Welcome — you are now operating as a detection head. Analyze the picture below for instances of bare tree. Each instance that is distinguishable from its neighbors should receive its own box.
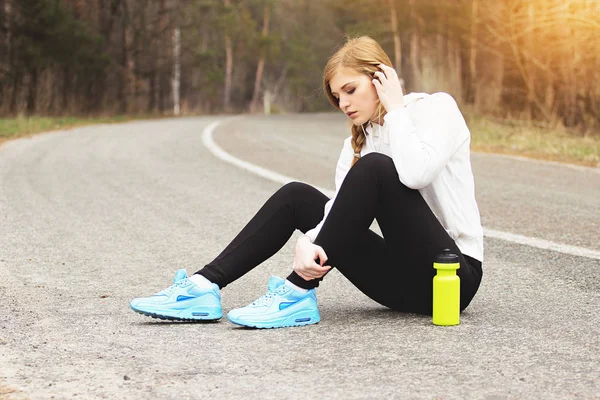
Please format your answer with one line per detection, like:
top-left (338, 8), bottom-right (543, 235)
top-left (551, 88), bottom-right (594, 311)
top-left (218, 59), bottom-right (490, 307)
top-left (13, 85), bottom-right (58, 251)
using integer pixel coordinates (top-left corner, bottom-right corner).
top-left (469, 0), bottom-right (479, 111)
top-left (157, 0), bottom-right (170, 113)
top-left (388, 0), bottom-right (403, 85)
top-left (408, 0), bottom-right (422, 91)
top-left (1, 0), bottom-right (598, 131)
top-left (223, 0), bottom-right (233, 113)
top-left (477, 1), bottom-right (504, 114)
top-left (172, 26), bottom-right (180, 116)
top-left (119, 0), bottom-right (130, 114)
top-left (250, 0), bottom-right (271, 113)
top-left (172, 0), bottom-right (180, 116)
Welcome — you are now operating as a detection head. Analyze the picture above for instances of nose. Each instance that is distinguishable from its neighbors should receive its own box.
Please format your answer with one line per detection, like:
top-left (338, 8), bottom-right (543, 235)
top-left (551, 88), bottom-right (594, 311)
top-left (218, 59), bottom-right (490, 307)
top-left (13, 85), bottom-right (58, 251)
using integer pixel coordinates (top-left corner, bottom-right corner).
top-left (338, 95), bottom-right (350, 110)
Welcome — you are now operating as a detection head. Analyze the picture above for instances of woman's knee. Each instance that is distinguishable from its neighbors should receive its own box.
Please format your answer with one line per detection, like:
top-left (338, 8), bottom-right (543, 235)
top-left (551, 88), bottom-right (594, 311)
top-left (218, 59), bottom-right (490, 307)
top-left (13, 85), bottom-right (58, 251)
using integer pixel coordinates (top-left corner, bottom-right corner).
top-left (356, 153), bottom-right (395, 171)
top-left (278, 181), bottom-right (328, 227)
top-left (354, 153), bottom-right (398, 181)
top-left (278, 181), bottom-right (327, 203)
top-left (279, 181), bottom-right (313, 196)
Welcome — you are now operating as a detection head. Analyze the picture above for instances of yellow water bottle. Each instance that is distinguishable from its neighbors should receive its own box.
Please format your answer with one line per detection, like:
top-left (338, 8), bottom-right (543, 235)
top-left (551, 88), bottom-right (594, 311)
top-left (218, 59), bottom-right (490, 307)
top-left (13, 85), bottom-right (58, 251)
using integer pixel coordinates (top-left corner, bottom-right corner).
top-left (432, 249), bottom-right (460, 326)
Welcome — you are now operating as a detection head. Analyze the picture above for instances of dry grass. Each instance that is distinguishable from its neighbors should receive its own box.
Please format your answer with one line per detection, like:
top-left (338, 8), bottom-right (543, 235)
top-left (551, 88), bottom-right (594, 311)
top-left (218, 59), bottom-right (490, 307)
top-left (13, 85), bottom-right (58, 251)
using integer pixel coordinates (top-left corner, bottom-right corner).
top-left (0, 115), bottom-right (162, 146)
top-left (467, 115), bottom-right (600, 168)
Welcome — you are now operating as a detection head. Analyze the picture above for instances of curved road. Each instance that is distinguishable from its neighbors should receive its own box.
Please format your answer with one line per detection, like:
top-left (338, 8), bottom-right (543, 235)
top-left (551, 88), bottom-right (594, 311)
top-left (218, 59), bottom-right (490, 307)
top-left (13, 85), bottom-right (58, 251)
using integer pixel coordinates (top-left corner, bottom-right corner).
top-left (0, 115), bottom-right (598, 399)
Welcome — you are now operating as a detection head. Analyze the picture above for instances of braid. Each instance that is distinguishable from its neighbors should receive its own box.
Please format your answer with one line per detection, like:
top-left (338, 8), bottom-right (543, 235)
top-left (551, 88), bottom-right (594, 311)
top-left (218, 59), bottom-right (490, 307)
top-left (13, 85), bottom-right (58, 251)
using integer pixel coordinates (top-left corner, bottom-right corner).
top-left (350, 124), bottom-right (367, 167)
top-left (350, 102), bottom-right (386, 167)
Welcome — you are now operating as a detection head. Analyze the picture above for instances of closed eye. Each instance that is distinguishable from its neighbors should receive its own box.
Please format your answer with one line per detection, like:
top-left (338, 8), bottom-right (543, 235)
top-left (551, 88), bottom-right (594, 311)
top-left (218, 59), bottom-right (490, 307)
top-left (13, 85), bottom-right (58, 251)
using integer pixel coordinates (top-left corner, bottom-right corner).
top-left (333, 88), bottom-right (355, 100)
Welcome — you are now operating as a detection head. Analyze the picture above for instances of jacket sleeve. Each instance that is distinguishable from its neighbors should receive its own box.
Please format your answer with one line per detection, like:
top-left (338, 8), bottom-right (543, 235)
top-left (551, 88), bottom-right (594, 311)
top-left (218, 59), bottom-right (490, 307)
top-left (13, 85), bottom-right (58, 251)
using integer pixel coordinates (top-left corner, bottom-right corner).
top-left (304, 136), bottom-right (354, 243)
top-left (384, 92), bottom-right (464, 189)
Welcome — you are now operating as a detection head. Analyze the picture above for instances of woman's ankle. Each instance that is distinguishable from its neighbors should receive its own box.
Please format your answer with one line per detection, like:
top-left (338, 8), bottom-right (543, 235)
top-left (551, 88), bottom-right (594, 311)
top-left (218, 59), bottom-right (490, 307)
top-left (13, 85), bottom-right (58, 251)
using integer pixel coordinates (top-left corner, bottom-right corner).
top-left (285, 271), bottom-right (319, 291)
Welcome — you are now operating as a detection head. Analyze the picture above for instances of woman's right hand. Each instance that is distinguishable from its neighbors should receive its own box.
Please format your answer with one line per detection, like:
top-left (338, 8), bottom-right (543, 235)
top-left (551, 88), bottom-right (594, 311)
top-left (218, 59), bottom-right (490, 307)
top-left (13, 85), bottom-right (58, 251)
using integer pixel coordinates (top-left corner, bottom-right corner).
top-left (293, 235), bottom-right (332, 281)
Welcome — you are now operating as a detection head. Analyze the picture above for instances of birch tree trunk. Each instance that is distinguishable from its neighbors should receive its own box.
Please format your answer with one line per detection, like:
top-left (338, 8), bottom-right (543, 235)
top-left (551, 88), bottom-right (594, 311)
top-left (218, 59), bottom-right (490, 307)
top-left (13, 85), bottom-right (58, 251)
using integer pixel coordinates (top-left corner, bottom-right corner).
top-left (408, 0), bottom-right (421, 91)
top-left (172, 26), bottom-right (180, 116)
top-left (388, 0), bottom-right (403, 85)
top-left (250, 1), bottom-right (270, 113)
top-left (119, 0), bottom-right (129, 114)
top-left (145, 0), bottom-right (155, 112)
top-left (525, 2), bottom-right (535, 123)
top-left (565, 9), bottom-right (579, 127)
top-left (223, 0), bottom-right (233, 112)
top-left (157, 0), bottom-right (168, 112)
top-left (542, 0), bottom-right (556, 124)
top-left (470, 0), bottom-right (479, 110)
top-left (263, 89), bottom-right (271, 115)
top-left (479, 1), bottom-right (505, 113)
top-left (591, 0), bottom-right (600, 121)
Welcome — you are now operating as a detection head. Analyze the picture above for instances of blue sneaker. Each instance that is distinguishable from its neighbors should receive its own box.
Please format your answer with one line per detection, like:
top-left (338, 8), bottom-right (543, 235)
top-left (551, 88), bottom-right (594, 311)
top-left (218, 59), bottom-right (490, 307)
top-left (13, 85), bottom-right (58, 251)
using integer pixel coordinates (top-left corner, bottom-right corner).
top-left (227, 276), bottom-right (320, 329)
top-left (130, 270), bottom-right (222, 321)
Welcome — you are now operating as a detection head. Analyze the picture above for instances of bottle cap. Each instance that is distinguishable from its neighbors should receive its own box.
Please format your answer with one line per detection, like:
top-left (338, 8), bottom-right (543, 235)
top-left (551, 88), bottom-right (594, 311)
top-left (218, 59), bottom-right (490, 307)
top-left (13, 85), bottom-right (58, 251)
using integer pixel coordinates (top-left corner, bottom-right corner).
top-left (435, 248), bottom-right (459, 264)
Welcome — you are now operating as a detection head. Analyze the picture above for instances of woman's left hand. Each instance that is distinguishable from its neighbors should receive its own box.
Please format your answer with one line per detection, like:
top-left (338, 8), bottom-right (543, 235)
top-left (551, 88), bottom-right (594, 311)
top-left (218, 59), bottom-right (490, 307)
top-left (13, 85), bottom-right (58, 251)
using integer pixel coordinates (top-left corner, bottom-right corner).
top-left (372, 63), bottom-right (405, 112)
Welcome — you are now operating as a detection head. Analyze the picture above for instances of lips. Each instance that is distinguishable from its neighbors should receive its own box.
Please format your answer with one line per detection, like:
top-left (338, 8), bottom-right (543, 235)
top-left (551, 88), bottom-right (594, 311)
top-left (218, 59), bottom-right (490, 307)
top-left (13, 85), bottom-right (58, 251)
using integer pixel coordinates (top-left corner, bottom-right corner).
top-left (346, 111), bottom-right (358, 118)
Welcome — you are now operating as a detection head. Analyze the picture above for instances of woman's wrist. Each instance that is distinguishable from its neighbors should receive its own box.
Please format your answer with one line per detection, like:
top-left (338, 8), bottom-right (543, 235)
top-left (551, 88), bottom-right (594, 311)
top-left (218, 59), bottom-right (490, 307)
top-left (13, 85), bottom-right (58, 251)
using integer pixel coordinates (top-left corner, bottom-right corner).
top-left (298, 234), bottom-right (312, 243)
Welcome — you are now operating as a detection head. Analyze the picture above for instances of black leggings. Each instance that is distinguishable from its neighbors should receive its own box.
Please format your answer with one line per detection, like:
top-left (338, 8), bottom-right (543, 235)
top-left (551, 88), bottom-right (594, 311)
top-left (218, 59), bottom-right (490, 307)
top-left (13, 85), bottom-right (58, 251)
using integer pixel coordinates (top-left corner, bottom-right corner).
top-left (196, 153), bottom-right (483, 315)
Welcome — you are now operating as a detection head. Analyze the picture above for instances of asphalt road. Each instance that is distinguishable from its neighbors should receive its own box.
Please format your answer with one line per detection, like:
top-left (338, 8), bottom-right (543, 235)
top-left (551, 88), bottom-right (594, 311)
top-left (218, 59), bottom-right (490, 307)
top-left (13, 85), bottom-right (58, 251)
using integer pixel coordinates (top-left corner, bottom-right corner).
top-left (0, 115), bottom-right (598, 399)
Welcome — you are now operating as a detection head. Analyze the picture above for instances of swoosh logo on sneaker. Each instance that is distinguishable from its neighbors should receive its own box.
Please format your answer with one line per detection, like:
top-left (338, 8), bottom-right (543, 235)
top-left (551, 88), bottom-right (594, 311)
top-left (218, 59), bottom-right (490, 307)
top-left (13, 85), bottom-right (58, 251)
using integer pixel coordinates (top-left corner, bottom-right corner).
top-left (176, 295), bottom-right (197, 302)
top-left (278, 302), bottom-right (296, 311)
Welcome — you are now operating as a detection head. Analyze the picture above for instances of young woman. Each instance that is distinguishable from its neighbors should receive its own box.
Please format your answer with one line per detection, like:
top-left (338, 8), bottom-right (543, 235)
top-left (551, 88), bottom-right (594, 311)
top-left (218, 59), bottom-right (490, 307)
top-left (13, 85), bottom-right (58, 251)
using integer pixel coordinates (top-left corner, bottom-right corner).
top-left (130, 36), bottom-right (484, 329)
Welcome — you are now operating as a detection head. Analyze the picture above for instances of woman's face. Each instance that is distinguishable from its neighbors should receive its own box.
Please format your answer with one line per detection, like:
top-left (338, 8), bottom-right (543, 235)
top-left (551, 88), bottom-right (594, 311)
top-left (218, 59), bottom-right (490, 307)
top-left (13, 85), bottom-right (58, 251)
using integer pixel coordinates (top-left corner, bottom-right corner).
top-left (329, 66), bottom-right (379, 126)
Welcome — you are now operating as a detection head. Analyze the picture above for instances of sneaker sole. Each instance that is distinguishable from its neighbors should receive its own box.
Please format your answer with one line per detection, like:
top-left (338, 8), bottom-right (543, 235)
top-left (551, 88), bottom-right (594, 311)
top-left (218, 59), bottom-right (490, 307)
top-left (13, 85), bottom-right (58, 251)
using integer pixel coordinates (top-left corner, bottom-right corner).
top-left (130, 305), bottom-right (222, 322)
top-left (227, 309), bottom-right (320, 329)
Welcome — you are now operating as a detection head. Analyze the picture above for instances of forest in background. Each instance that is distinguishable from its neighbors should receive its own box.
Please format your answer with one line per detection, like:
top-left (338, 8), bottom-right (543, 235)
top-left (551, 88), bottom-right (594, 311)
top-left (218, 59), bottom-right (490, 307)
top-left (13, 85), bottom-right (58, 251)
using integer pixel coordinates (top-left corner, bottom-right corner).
top-left (1, 0), bottom-right (599, 134)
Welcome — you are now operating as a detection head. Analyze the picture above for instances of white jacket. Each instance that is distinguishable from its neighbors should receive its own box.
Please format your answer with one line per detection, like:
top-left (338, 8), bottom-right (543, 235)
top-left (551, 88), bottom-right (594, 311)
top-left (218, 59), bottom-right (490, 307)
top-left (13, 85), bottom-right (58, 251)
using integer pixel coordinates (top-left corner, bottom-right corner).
top-left (304, 92), bottom-right (484, 262)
